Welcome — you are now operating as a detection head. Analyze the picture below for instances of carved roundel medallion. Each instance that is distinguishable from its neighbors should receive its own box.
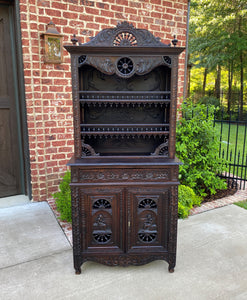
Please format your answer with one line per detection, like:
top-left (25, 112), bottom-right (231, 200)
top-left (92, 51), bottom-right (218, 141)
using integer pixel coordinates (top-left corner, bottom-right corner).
top-left (163, 56), bottom-right (171, 66)
top-left (113, 32), bottom-right (138, 47)
top-left (78, 55), bottom-right (87, 65)
top-left (117, 57), bottom-right (134, 76)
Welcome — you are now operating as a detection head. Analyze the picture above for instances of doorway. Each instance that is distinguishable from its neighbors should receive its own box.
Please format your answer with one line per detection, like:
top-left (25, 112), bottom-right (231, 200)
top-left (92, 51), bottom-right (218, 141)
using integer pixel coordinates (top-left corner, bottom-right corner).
top-left (0, 3), bottom-right (30, 198)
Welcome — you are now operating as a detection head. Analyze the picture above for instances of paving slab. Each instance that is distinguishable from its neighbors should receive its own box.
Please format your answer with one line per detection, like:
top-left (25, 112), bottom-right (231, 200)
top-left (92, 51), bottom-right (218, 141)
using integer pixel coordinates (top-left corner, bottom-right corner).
top-left (1, 204), bottom-right (247, 299)
top-left (0, 195), bottom-right (30, 208)
top-left (0, 202), bottom-right (71, 269)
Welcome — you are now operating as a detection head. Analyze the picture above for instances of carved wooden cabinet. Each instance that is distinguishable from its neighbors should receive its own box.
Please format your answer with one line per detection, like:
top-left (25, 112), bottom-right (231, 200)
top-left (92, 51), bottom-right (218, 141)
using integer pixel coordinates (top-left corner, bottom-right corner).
top-left (65, 22), bottom-right (184, 274)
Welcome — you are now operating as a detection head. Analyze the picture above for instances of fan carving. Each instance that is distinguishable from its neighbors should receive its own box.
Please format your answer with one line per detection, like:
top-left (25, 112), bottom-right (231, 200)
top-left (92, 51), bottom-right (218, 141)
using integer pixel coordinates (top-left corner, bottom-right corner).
top-left (93, 199), bottom-right (112, 209)
top-left (113, 32), bottom-right (138, 47)
top-left (138, 198), bottom-right (157, 209)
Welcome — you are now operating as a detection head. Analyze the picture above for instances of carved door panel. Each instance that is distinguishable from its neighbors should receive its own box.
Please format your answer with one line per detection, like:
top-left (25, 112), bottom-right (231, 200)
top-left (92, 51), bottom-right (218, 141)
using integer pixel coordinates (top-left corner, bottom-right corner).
top-left (80, 187), bottom-right (124, 253)
top-left (0, 5), bottom-right (23, 198)
top-left (127, 187), bottom-right (170, 253)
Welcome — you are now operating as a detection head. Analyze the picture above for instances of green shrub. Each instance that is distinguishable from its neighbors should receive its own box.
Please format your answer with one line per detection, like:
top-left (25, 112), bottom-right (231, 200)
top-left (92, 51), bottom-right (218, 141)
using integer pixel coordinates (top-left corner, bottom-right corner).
top-left (52, 170), bottom-right (72, 223)
top-left (178, 185), bottom-right (201, 218)
top-left (197, 96), bottom-right (220, 108)
top-left (176, 102), bottom-right (227, 197)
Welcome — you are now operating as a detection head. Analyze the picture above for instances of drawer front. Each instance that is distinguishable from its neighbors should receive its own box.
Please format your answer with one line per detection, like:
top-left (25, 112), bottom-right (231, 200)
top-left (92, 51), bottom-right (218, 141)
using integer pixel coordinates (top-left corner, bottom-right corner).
top-left (71, 166), bottom-right (178, 184)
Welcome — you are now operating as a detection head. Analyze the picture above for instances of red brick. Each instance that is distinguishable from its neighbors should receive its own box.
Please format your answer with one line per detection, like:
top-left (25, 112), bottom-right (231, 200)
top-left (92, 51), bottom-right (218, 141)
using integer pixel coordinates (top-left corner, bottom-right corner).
top-left (96, 2), bottom-right (109, 9)
top-left (138, 10), bottom-right (150, 16)
top-left (111, 5), bottom-right (124, 12)
top-left (59, 159), bottom-right (69, 166)
top-left (38, 0), bottom-right (50, 7)
top-left (54, 79), bottom-right (69, 85)
top-left (174, 3), bottom-right (183, 9)
top-left (52, 18), bottom-right (68, 26)
top-left (59, 146), bottom-right (73, 152)
top-left (124, 7), bottom-right (137, 15)
top-left (69, 4), bottom-right (84, 12)
top-left (48, 71), bottom-right (64, 78)
top-left (151, 0), bottom-right (162, 4)
top-left (166, 8), bottom-right (176, 14)
top-left (137, 23), bottom-right (149, 30)
top-left (52, 2), bottom-right (67, 10)
top-left (101, 10), bottom-right (114, 18)
top-left (29, 14), bottom-right (38, 21)
top-left (129, 1), bottom-right (141, 8)
top-left (81, 0), bottom-right (95, 6)
top-left (85, 7), bottom-right (99, 15)
top-left (117, 0), bottom-right (128, 5)
top-left (47, 161), bottom-right (58, 167)
top-left (52, 154), bottom-right (66, 159)
top-left (115, 13), bottom-right (126, 19)
top-left (162, 1), bottom-right (173, 7)
top-left (151, 11), bottom-right (162, 18)
top-left (95, 17), bottom-right (109, 24)
top-left (63, 11), bottom-right (78, 19)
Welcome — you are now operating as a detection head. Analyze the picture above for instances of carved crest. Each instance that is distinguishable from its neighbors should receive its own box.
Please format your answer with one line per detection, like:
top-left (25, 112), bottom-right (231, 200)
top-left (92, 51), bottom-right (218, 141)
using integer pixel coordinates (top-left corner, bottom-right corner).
top-left (81, 21), bottom-right (169, 47)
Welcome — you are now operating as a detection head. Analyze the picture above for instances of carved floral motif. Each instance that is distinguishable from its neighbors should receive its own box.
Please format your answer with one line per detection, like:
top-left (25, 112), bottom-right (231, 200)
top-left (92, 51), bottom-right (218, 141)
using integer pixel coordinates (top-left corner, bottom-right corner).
top-left (81, 254), bottom-right (168, 267)
top-left (75, 169), bottom-right (170, 182)
top-left (85, 55), bottom-right (165, 78)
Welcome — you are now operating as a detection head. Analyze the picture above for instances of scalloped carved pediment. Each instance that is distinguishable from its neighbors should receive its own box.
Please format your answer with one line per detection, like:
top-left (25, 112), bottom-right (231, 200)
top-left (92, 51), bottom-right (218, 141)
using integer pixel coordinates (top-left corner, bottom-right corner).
top-left (81, 21), bottom-right (169, 48)
top-left (83, 56), bottom-right (168, 78)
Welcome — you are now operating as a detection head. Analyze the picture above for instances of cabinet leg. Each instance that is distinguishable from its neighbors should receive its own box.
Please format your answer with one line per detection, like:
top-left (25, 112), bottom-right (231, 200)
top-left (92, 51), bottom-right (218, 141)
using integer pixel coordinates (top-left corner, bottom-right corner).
top-left (168, 265), bottom-right (175, 273)
top-left (75, 267), bottom-right (81, 275)
top-left (74, 254), bottom-right (82, 275)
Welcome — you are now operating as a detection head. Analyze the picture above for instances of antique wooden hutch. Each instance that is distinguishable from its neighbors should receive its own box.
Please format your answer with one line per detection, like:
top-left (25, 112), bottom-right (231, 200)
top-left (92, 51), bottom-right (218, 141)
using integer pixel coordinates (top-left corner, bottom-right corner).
top-left (65, 22), bottom-right (184, 274)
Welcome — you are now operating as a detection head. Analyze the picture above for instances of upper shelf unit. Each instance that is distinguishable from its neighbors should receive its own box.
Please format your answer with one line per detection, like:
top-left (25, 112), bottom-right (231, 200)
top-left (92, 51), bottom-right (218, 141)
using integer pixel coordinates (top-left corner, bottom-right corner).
top-left (64, 21), bottom-right (184, 159)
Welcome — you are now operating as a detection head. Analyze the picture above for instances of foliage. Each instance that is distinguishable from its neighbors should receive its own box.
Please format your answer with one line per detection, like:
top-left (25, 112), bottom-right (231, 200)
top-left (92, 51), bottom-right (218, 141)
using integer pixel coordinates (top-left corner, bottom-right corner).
top-left (196, 95), bottom-right (220, 108)
top-left (176, 102), bottom-right (227, 197)
top-left (189, 0), bottom-right (247, 109)
top-left (52, 170), bottom-right (72, 223)
top-left (189, 0), bottom-right (247, 71)
top-left (178, 185), bottom-right (202, 218)
top-left (234, 200), bottom-right (247, 210)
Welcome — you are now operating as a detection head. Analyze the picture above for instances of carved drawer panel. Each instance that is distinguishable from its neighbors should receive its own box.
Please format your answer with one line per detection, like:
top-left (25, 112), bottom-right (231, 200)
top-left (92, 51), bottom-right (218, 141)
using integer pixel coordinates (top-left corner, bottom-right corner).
top-left (71, 167), bottom-right (176, 183)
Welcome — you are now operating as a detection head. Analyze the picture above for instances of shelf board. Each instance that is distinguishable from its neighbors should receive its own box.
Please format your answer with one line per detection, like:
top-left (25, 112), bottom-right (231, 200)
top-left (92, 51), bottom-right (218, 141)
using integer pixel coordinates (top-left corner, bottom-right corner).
top-left (81, 131), bottom-right (169, 136)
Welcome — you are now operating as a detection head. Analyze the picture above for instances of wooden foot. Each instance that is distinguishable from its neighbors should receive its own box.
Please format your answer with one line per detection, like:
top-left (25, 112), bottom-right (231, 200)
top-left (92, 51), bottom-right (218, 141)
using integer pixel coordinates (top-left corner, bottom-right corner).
top-left (168, 266), bottom-right (174, 273)
top-left (75, 267), bottom-right (81, 275)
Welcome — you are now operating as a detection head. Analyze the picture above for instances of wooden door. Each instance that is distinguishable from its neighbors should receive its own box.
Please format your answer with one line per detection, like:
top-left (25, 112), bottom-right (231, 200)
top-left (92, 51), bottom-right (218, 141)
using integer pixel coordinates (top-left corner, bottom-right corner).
top-left (127, 186), bottom-right (170, 253)
top-left (79, 187), bottom-right (125, 254)
top-left (0, 5), bottom-right (23, 197)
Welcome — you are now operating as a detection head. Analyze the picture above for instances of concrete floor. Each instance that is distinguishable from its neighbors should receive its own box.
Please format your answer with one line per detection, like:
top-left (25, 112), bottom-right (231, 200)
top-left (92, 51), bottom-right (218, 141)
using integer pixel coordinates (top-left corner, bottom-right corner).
top-left (0, 202), bottom-right (247, 300)
top-left (0, 194), bottom-right (30, 208)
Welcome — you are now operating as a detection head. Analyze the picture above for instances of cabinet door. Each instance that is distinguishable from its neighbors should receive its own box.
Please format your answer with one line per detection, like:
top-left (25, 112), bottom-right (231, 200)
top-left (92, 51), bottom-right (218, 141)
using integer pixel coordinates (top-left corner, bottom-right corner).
top-left (79, 187), bottom-right (124, 254)
top-left (127, 187), bottom-right (170, 253)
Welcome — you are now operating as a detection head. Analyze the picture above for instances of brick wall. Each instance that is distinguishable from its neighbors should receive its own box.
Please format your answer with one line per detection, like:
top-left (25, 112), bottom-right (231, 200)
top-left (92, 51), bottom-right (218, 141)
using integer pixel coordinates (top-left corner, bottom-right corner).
top-left (19, 0), bottom-right (188, 201)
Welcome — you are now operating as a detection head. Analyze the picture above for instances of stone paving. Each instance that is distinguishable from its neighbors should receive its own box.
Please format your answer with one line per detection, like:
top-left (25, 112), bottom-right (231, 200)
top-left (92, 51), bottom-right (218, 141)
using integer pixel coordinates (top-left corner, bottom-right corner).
top-left (47, 187), bottom-right (247, 245)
